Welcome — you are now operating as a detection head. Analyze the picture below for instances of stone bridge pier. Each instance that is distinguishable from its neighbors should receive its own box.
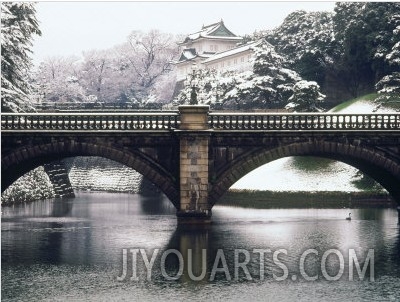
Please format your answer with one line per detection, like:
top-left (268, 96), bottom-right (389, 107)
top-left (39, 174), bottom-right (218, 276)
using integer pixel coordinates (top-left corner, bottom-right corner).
top-left (177, 106), bottom-right (212, 224)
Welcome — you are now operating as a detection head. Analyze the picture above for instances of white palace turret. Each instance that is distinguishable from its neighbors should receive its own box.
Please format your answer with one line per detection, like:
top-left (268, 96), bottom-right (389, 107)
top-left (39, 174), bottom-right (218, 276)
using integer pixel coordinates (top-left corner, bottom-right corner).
top-left (175, 20), bottom-right (259, 80)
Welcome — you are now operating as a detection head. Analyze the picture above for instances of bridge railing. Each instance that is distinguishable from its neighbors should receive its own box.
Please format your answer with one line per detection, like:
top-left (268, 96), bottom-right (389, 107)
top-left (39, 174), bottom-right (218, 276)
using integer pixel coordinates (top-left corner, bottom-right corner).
top-left (3, 112), bottom-right (400, 131)
top-left (208, 113), bottom-right (400, 130)
top-left (1, 112), bottom-right (180, 131)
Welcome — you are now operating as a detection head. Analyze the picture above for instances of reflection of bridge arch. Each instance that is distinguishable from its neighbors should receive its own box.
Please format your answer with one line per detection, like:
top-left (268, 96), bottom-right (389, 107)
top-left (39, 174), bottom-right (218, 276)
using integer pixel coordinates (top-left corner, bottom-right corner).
top-left (1, 137), bottom-right (180, 208)
top-left (210, 140), bottom-right (400, 205)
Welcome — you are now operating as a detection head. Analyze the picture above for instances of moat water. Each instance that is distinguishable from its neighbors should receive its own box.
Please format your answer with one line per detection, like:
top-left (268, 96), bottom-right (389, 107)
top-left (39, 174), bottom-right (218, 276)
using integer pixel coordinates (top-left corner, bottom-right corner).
top-left (2, 192), bottom-right (400, 301)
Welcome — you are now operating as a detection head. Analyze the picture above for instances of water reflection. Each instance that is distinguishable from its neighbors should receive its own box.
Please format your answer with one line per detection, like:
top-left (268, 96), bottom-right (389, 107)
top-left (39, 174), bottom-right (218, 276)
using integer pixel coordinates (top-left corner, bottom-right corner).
top-left (2, 193), bottom-right (400, 301)
top-left (164, 225), bottom-right (211, 283)
top-left (52, 198), bottom-right (74, 216)
top-left (139, 193), bottom-right (175, 215)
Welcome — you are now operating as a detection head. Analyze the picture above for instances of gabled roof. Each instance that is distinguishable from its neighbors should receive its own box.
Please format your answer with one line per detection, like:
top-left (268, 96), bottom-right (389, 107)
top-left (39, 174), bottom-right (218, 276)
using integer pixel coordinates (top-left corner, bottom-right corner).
top-left (178, 48), bottom-right (197, 62)
top-left (203, 20), bottom-right (237, 37)
top-left (179, 20), bottom-right (243, 45)
top-left (175, 49), bottom-right (214, 65)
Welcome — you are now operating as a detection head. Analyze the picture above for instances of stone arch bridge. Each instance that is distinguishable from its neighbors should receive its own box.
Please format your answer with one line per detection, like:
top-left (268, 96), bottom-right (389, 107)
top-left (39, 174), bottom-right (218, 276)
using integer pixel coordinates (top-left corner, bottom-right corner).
top-left (2, 106), bottom-right (400, 223)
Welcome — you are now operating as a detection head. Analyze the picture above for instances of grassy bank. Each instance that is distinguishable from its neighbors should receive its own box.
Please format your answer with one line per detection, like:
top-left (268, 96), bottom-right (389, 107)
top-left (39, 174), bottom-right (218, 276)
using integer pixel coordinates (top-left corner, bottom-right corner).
top-left (330, 93), bottom-right (378, 112)
top-left (218, 190), bottom-right (395, 209)
top-left (329, 92), bottom-right (399, 112)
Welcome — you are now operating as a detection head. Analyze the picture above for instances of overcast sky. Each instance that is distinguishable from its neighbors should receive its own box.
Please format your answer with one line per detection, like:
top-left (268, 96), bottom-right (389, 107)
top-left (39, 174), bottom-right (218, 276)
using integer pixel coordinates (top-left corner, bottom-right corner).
top-left (32, 1), bottom-right (336, 64)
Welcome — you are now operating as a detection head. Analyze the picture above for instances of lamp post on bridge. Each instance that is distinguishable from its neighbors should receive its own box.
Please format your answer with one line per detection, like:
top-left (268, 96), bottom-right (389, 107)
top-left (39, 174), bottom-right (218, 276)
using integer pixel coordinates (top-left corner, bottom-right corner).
top-left (179, 62), bottom-right (209, 128)
top-left (211, 82), bottom-right (223, 110)
top-left (184, 63), bottom-right (204, 105)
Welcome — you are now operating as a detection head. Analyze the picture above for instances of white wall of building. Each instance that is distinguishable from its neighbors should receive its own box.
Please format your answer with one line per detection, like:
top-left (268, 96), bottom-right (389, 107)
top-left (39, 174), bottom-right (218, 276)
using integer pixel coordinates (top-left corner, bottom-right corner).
top-left (176, 49), bottom-right (255, 81)
top-left (203, 50), bottom-right (254, 73)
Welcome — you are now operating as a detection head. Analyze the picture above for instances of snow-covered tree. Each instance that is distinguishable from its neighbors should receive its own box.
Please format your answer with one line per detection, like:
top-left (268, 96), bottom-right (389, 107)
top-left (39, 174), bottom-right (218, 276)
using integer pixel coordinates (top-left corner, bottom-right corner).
top-left (286, 80), bottom-right (326, 112)
top-left (333, 2), bottom-right (400, 97)
top-left (333, 3), bottom-right (374, 97)
top-left (34, 56), bottom-right (87, 103)
top-left (33, 30), bottom-right (180, 105)
top-left (151, 68), bottom-right (178, 103)
top-left (374, 12), bottom-right (400, 109)
top-left (176, 68), bottom-right (218, 105)
top-left (266, 10), bottom-right (336, 86)
top-left (1, 2), bottom-right (41, 112)
top-left (375, 72), bottom-right (400, 106)
top-left (364, 2), bottom-right (400, 79)
top-left (116, 30), bottom-right (179, 101)
top-left (80, 48), bottom-right (140, 103)
top-left (225, 40), bottom-right (300, 109)
top-left (386, 41), bottom-right (400, 68)
top-left (177, 41), bottom-right (304, 110)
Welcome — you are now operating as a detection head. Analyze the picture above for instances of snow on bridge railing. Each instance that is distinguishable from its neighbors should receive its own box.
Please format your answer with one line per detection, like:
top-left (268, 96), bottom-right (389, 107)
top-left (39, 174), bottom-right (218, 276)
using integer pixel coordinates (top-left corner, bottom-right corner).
top-left (208, 112), bottom-right (400, 130)
top-left (1, 112), bottom-right (180, 131)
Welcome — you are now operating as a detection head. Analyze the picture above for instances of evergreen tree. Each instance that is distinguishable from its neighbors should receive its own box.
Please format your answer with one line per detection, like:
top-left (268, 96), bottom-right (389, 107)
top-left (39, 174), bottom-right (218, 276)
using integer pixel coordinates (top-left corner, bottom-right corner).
top-left (266, 10), bottom-right (336, 87)
top-left (286, 80), bottom-right (326, 112)
top-left (235, 40), bottom-right (301, 109)
top-left (333, 2), bottom-right (400, 97)
top-left (374, 11), bottom-right (400, 109)
top-left (1, 2), bottom-right (41, 112)
top-left (375, 72), bottom-right (400, 107)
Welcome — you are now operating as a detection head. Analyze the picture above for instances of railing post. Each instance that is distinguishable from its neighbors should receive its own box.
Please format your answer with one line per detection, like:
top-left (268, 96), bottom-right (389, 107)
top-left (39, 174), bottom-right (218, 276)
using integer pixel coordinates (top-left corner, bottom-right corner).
top-left (176, 105), bottom-right (212, 224)
top-left (178, 105), bottom-right (209, 130)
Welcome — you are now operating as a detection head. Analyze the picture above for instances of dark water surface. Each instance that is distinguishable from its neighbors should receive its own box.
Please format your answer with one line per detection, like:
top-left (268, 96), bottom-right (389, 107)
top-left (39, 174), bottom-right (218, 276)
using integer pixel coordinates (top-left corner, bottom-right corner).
top-left (2, 192), bottom-right (400, 301)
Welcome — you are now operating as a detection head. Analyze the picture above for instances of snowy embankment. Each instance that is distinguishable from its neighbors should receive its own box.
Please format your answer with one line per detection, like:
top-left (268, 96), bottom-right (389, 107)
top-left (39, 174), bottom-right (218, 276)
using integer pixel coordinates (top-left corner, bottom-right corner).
top-left (1, 166), bottom-right (55, 205)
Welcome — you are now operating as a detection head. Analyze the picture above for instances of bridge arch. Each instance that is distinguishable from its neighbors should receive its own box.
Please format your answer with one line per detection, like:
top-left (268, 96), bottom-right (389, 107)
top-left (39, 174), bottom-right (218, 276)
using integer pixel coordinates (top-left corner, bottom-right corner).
top-left (210, 141), bottom-right (400, 205)
top-left (1, 140), bottom-right (180, 208)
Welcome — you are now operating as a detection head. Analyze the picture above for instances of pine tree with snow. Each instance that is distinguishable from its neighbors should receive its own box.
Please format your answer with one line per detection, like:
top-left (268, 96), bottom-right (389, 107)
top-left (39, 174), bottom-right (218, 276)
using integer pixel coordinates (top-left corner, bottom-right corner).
top-left (375, 12), bottom-right (400, 110)
top-left (224, 40), bottom-right (301, 109)
top-left (1, 2), bottom-right (41, 112)
top-left (286, 80), bottom-right (326, 112)
top-left (333, 2), bottom-right (400, 97)
top-left (375, 72), bottom-right (400, 107)
top-left (266, 10), bottom-right (337, 86)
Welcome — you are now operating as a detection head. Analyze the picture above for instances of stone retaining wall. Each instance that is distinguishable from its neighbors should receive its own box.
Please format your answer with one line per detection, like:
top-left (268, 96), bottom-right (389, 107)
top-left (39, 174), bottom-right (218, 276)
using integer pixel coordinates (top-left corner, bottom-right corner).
top-left (63, 156), bottom-right (159, 195)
